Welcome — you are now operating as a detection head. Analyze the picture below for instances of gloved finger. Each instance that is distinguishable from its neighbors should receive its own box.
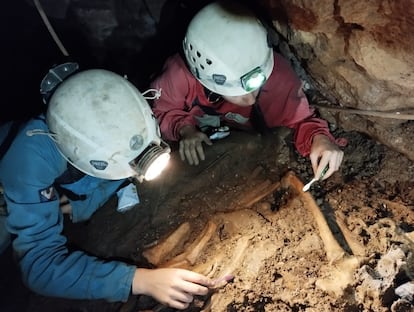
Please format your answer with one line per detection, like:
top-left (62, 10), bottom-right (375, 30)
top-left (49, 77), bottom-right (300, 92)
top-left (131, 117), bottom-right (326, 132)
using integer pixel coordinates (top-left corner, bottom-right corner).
top-left (202, 135), bottom-right (213, 146)
top-left (336, 151), bottom-right (344, 171)
top-left (179, 141), bottom-right (186, 162)
top-left (195, 142), bottom-right (206, 161)
top-left (316, 156), bottom-right (330, 180)
top-left (321, 165), bottom-right (334, 180)
top-left (189, 144), bottom-right (200, 165)
top-left (309, 153), bottom-right (320, 175)
top-left (184, 146), bottom-right (195, 165)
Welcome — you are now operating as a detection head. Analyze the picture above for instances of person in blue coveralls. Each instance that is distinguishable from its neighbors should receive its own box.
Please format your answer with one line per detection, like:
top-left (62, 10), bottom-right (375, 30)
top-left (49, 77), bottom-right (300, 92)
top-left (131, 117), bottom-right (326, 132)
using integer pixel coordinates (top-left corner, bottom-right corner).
top-left (0, 64), bottom-right (213, 310)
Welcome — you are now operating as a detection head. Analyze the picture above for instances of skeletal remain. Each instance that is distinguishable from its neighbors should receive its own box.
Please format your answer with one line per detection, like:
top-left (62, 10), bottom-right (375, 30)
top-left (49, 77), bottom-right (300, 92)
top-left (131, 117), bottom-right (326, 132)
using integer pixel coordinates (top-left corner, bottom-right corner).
top-left (238, 179), bottom-right (281, 208)
top-left (335, 211), bottom-right (367, 257)
top-left (283, 171), bottom-right (365, 297)
top-left (237, 179), bottom-right (271, 206)
top-left (146, 170), bottom-right (371, 309)
top-left (395, 281), bottom-right (414, 301)
top-left (246, 165), bottom-right (265, 181)
top-left (355, 247), bottom-right (409, 308)
top-left (143, 222), bottom-right (191, 266)
top-left (284, 172), bottom-right (346, 262)
top-left (159, 221), bottom-right (217, 268)
top-left (407, 231), bottom-right (414, 242)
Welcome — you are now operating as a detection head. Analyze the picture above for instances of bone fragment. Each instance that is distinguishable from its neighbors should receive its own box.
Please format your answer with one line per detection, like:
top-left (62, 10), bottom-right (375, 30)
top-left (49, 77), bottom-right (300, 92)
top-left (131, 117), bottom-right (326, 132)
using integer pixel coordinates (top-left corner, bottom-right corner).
top-left (247, 166), bottom-right (264, 181)
top-left (395, 281), bottom-right (414, 301)
top-left (237, 179), bottom-right (271, 205)
top-left (316, 256), bottom-right (361, 297)
top-left (160, 221), bottom-right (217, 268)
top-left (335, 211), bottom-right (367, 257)
top-left (142, 222), bottom-right (191, 266)
top-left (283, 171), bottom-right (365, 297)
top-left (285, 172), bottom-right (345, 263)
top-left (407, 231), bottom-right (414, 242)
top-left (239, 179), bottom-right (281, 208)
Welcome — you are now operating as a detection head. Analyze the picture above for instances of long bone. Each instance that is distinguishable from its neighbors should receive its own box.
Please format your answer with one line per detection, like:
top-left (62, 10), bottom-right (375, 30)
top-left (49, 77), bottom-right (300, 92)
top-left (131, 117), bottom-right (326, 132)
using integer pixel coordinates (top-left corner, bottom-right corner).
top-left (159, 221), bottom-right (217, 269)
top-left (335, 211), bottom-right (367, 257)
top-left (283, 171), bottom-right (346, 263)
top-left (143, 222), bottom-right (191, 266)
top-left (283, 171), bottom-right (365, 297)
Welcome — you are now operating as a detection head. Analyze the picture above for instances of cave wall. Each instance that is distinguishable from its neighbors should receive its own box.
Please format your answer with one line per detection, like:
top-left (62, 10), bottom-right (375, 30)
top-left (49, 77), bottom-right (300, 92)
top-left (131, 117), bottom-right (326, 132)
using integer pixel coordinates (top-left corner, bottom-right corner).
top-left (266, 0), bottom-right (414, 110)
top-left (262, 0), bottom-right (414, 160)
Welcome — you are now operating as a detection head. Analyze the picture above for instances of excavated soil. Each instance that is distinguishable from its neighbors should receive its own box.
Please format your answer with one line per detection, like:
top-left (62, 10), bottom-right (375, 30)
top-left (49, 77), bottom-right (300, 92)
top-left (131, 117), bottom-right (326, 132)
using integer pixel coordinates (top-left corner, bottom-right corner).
top-left (1, 127), bottom-right (414, 312)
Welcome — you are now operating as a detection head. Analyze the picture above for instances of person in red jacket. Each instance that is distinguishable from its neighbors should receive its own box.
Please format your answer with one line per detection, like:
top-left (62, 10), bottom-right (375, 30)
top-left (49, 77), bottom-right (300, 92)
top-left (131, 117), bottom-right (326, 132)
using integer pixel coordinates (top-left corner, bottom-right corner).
top-left (151, 0), bottom-right (344, 181)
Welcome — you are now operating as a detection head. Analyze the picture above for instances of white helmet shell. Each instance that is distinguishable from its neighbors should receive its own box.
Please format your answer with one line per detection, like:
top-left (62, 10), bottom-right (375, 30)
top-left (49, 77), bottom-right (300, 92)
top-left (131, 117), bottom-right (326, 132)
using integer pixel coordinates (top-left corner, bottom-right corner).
top-left (183, 1), bottom-right (274, 96)
top-left (47, 69), bottom-right (163, 180)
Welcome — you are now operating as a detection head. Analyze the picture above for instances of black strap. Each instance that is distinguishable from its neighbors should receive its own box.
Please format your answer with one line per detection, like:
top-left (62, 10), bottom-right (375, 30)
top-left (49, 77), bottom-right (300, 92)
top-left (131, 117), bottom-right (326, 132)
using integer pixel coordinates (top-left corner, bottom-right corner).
top-left (249, 101), bottom-right (270, 136)
top-left (53, 163), bottom-right (131, 202)
top-left (0, 121), bottom-right (25, 160)
top-left (54, 163), bottom-right (87, 201)
top-left (203, 87), bottom-right (223, 104)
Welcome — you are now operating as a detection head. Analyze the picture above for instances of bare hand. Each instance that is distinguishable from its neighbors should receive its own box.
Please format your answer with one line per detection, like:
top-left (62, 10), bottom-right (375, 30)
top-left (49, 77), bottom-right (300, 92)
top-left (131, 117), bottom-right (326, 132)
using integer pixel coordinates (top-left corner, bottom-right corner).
top-left (310, 134), bottom-right (344, 180)
top-left (179, 125), bottom-right (212, 165)
top-left (59, 194), bottom-right (72, 215)
top-left (132, 268), bottom-right (213, 310)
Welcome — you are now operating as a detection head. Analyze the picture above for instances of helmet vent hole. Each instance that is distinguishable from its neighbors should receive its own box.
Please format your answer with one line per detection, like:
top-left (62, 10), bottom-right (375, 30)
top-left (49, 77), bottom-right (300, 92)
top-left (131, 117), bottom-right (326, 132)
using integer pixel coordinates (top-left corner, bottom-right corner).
top-left (206, 59), bottom-right (212, 65)
top-left (192, 57), bottom-right (196, 63)
top-left (189, 44), bottom-right (193, 50)
top-left (200, 64), bottom-right (205, 70)
top-left (196, 51), bottom-right (201, 58)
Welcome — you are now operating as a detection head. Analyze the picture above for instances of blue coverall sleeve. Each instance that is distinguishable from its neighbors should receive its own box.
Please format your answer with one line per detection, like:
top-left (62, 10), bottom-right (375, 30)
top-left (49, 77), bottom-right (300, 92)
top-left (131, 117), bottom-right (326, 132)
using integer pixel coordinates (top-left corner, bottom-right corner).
top-left (63, 175), bottom-right (126, 223)
top-left (0, 120), bottom-right (136, 302)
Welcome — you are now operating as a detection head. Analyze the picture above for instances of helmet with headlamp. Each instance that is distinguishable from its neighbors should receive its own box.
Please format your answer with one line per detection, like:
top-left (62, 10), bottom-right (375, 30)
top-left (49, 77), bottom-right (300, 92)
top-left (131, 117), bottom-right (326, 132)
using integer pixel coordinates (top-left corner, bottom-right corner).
top-left (46, 69), bottom-right (170, 181)
top-left (183, 1), bottom-right (274, 96)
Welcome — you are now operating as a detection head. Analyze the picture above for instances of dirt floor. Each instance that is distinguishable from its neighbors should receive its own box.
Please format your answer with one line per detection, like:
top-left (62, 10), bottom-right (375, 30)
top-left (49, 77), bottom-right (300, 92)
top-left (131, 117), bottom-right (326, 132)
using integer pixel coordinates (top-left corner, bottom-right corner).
top-left (1, 126), bottom-right (414, 312)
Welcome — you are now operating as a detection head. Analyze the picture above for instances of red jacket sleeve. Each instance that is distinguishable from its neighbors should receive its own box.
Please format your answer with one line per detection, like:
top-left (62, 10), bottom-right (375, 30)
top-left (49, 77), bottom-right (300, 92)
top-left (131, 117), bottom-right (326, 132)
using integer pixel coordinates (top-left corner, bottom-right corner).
top-left (150, 54), bottom-right (199, 141)
top-left (260, 53), bottom-right (335, 156)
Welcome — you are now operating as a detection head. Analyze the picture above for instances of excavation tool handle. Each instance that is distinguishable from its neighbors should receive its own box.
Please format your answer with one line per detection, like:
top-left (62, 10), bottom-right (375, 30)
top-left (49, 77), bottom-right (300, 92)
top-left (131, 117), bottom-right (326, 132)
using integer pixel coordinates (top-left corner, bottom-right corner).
top-left (302, 165), bottom-right (329, 192)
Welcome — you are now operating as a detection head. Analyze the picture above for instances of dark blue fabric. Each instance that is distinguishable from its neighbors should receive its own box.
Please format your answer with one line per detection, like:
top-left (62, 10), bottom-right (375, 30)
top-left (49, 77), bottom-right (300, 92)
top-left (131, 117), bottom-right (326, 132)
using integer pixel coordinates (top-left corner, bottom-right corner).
top-left (0, 117), bottom-right (135, 302)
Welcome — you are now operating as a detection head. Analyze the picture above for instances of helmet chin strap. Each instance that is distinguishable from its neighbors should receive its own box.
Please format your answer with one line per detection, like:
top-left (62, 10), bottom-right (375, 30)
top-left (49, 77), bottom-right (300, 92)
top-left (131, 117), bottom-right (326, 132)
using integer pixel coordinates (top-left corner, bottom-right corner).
top-left (26, 129), bottom-right (58, 142)
top-left (203, 87), bottom-right (223, 104)
top-left (142, 88), bottom-right (162, 100)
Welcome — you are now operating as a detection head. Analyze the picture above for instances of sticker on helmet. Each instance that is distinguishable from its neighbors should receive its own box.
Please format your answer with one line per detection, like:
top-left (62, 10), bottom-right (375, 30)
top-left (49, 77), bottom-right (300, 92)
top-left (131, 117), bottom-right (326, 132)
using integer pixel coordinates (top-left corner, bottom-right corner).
top-left (213, 74), bottom-right (227, 85)
top-left (90, 160), bottom-right (108, 170)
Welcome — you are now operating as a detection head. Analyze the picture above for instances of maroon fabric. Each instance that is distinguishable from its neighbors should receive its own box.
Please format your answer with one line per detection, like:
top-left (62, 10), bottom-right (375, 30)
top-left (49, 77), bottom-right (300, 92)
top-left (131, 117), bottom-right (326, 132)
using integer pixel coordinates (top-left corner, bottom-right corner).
top-left (151, 52), bottom-right (336, 156)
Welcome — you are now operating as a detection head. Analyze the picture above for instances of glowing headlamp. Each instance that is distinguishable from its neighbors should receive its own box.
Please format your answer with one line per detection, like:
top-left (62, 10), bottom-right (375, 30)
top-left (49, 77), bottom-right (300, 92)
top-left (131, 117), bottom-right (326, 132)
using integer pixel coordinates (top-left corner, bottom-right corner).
top-left (129, 141), bottom-right (171, 182)
top-left (240, 67), bottom-right (267, 92)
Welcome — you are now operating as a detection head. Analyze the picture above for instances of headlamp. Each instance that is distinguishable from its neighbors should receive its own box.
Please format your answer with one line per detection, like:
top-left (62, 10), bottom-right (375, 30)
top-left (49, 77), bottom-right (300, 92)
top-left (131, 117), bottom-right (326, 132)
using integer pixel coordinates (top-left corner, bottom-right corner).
top-left (129, 140), bottom-right (171, 182)
top-left (240, 67), bottom-right (267, 92)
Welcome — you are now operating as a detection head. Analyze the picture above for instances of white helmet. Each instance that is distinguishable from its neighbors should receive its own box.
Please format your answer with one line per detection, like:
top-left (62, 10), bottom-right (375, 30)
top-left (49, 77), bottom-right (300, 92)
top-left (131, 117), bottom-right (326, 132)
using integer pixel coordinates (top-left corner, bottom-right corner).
top-left (183, 1), bottom-right (274, 96)
top-left (46, 69), bottom-right (170, 181)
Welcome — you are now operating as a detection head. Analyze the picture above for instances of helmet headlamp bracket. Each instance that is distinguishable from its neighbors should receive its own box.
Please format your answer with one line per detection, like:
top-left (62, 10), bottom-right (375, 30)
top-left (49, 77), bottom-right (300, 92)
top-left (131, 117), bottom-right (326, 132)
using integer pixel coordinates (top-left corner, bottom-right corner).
top-left (40, 62), bottom-right (79, 104)
top-left (129, 140), bottom-right (171, 182)
top-left (240, 67), bottom-right (267, 92)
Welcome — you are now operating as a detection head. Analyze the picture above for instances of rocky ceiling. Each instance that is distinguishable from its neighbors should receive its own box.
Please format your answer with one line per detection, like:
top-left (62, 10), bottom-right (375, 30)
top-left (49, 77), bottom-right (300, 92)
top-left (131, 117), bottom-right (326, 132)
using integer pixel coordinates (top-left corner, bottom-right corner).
top-left (5, 0), bottom-right (414, 160)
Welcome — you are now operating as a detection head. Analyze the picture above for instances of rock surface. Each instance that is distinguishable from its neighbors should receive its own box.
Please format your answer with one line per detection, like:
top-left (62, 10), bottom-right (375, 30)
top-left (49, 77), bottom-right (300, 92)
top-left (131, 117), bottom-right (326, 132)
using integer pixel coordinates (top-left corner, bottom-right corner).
top-left (263, 0), bottom-right (414, 160)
